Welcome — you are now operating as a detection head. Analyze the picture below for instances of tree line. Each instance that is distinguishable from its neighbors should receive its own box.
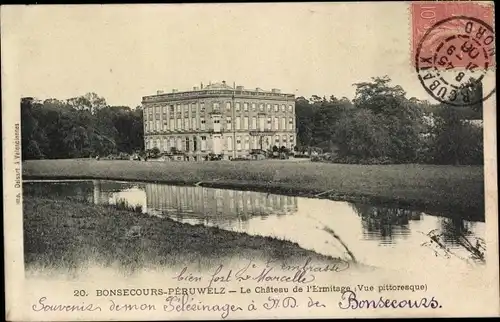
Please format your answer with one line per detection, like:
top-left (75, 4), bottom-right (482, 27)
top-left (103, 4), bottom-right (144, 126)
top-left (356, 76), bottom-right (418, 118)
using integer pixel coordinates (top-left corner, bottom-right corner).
top-left (295, 76), bottom-right (483, 165)
top-left (21, 76), bottom-right (483, 165)
top-left (21, 93), bottom-right (144, 160)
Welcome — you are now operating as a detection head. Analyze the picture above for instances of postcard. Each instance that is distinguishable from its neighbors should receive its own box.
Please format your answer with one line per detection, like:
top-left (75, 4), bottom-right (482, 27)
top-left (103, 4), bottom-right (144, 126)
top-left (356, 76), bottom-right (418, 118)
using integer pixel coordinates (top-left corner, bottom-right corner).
top-left (2, 1), bottom-right (498, 320)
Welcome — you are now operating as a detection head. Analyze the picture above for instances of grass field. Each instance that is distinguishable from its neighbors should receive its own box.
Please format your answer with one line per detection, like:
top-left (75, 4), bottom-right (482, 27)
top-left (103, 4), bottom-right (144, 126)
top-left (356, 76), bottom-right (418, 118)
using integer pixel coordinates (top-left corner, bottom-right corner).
top-left (24, 195), bottom-right (342, 272)
top-left (22, 159), bottom-right (484, 218)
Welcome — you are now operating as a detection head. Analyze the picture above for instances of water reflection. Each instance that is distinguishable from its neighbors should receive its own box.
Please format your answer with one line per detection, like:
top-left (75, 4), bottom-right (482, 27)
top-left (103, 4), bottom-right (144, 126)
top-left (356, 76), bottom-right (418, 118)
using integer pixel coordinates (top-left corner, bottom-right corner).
top-left (351, 204), bottom-right (418, 244)
top-left (23, 180), bottom-right (486, 271)
top-left (144, 183), bottom-right (297, 229)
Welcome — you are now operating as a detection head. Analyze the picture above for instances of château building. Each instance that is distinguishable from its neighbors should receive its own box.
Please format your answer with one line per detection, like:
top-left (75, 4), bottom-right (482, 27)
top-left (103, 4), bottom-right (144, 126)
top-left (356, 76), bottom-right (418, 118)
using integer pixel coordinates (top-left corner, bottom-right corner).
top-left (142, 81), bottom-right (296, 161)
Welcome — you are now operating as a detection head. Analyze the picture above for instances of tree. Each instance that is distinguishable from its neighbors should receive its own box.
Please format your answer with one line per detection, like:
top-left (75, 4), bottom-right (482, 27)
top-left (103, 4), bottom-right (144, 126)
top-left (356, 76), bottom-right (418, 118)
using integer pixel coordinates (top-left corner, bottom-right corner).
top-left (67, 92), bottom-right (107, 114)
top-left (350, 76), bottom-right (426, 162)
top-left (20, 94), bottom-right (143, 160)
top-left (429, 105), bottom-right (483, 165)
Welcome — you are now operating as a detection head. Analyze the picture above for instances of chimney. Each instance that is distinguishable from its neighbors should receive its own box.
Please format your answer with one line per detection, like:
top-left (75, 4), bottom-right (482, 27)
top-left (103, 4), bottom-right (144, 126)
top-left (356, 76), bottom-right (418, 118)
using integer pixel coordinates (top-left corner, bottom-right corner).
top-left (157, 90), bottom-right (164, 95)
top-left (172, 89), bottom-right (178, 93)
top-left (255, 87), bottom-right (262, 92)
top-left (193, 86), bottom-right (199, 91)
top-left (271, 88), bottom-right (281, 93)
top-left (201, 82), bottom-right (204, 89)
top-left (236, 86), bottom-right (244, 90)
top-left (222, 80), bottom-right (226, 86)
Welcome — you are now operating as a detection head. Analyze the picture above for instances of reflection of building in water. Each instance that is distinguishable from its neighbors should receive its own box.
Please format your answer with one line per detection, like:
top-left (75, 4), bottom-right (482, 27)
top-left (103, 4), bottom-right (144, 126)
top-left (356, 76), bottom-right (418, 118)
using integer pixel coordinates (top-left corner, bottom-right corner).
top-left (92, 180), bottom-right (114, 205)
top-left (352, 204), bottom-right (422, 244)
top-left (89, 180), bottom-right (298, 229)
top-left (144, 183), bottom-right (298, 227)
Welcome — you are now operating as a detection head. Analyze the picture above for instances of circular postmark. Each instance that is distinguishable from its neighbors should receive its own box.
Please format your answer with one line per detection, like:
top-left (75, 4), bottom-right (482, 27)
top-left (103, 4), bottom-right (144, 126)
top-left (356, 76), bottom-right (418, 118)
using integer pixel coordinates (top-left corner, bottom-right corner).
top-left (415, 16), bottom-right (495, 107)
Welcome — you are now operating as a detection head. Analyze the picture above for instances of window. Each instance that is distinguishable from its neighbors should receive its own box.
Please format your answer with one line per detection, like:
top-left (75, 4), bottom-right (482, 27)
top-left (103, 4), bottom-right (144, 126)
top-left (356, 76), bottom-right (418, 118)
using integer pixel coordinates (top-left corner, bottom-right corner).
top-left (184, 104), bottom-right (189, 113)
top-left (191, 103), bottom-right (197, 113)
top-left (288, 105), bottom-right (293, 112)
top-left (200, 102), bottom-right (205, 112)
top-left (226, 102), bottom-right (231, 110)
top-left (259, 104), bottom-right (264, 112)
top-left (213, 102), bottom-right (220, 111)
top-left (226, 117), bottom-right (232, 130)
top-left (281, 104), bottom-right (286, 112)
top-left (275, 135), bottom-right (280, 144)
top-left (227, 136), bottom-right (233, 150)
top-left (201, 136), bottom-right (207, 151)
top-left (243, 103), bottom-right (248, 111)
top-left (170, 105), bottom-right (175, 113)
top-left (274, 117), bottom-right (279, 130)
top-left (185, 137), bottom-right (190, 152)
top-left (149, 121), bottom-right (153, 131)
top-left (288, 117), bottom-right (294, 130)
top-left (244, 136), bottom-right (250, 150)
top-left (259, 117), bottom-right (265, 131)
top-left (169, 119), bottom-right (175, 130)
top-left (192, 118), bottom-right (197, 129)
top-left (176, 118), bottom-right (181, 129)
top-left (274, 104), bottom-right (279, 112)
top-left (162, 105), bottom-right (167, 113)
top-left (193, 137), bottom-right (198, 151)
top-left (176, 104), bottom-right (181, 113)
top-left (252, 103), bottom-right (256, 111)
top-left (184, 118), bottom-right (190, 130)
top-left (169, 137), bottom-right (175, 149)
top-left (156, 120), bottom-right (160, 130)
top-left (201, 118), bottom-right (206, 130)
top-left (252, 117), bottom-right (257, 130)
top-left (177, 137), bottom-right (182, 150)
top-left (266, 117), bottom-right (272, 130)
top-left (243, 117), bottom-right (249, 130)
top-left (235, 117), bottom-right (241, 130)
top-left (281, 117), bottom-right (286, 130)
top-left (163, 121), bottom-right (168, 131)
top-left (146, 140), bottom-right (150, 149)
top-left (235, 102), bottom-right (241, 111)
top-left (282, 135), bottom-right (287, 143)
top-left (236, 136), bottom-right (242, 150)
top-left (267, 104), bottom-right (271, 112)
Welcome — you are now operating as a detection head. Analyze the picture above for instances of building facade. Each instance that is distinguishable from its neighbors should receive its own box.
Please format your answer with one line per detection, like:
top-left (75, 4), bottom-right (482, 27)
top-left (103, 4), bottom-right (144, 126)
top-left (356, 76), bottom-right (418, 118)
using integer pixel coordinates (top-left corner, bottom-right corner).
top-left (142, 81), bottom-right (296, 160)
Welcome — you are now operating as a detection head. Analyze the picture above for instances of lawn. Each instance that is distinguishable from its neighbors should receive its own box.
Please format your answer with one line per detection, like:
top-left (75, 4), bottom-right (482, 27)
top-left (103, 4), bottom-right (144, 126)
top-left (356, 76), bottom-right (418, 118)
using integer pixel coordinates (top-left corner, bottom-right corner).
top-left (23, 195), bottom-right (340, 272)
top-left (22, 159), bottom-right (484, 219)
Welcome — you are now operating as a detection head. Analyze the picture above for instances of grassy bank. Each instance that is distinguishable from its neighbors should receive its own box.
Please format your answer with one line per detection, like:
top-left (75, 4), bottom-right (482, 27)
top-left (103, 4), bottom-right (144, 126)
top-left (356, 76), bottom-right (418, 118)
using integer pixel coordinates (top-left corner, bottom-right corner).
top-left (24, 195), bottom-right (339, 272)
top-left (22, 159), bottom-right (484, 219)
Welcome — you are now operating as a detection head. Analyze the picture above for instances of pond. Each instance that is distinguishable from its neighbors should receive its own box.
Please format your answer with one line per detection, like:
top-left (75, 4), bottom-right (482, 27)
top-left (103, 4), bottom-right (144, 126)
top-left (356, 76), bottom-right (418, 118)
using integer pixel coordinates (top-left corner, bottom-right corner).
top-left (23, 179), bottom-right (486, 275)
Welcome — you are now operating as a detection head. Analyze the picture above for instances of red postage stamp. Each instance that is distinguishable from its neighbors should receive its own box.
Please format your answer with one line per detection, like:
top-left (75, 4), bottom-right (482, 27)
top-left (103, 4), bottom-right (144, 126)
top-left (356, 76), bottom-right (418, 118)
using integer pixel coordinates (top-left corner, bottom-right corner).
top-left (411, 1), bottom-right (495, 69)
top-left (412, 1), bottom-right (495, 106)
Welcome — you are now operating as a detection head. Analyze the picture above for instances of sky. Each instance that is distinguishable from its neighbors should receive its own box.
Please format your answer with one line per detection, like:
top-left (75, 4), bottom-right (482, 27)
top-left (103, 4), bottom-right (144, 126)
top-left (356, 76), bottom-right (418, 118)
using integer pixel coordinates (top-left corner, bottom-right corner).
top-left (3, 3), bottom-right (432, 107)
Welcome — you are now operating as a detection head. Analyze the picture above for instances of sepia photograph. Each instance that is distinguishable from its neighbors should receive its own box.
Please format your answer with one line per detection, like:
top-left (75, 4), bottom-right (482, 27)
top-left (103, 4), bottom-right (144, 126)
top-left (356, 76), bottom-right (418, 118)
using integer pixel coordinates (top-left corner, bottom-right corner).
top-left (3, 2), bottom-right (498, 320)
